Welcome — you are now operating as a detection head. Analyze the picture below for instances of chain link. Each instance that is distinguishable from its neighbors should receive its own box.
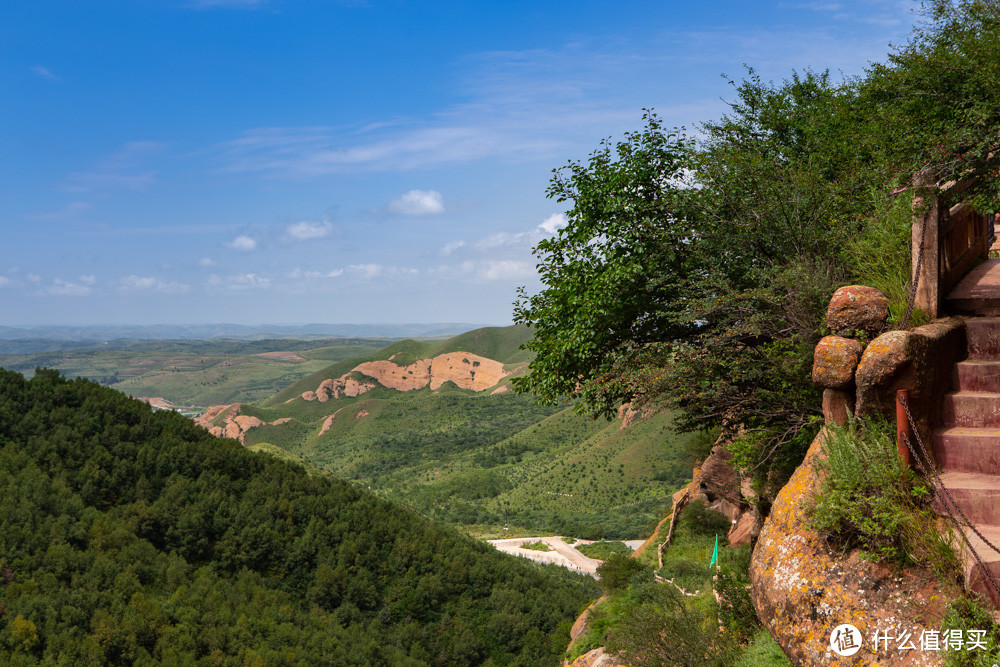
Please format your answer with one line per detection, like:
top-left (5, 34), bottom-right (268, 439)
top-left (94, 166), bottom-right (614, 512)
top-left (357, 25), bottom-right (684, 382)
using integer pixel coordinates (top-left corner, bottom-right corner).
top-left (898, 394), bottom-right (1000, 603)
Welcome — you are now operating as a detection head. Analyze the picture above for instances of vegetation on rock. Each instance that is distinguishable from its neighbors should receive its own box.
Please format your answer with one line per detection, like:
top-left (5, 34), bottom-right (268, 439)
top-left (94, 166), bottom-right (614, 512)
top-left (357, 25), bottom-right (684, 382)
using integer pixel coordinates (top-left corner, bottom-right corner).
top-left (808, 417), bottom-right (957, 571)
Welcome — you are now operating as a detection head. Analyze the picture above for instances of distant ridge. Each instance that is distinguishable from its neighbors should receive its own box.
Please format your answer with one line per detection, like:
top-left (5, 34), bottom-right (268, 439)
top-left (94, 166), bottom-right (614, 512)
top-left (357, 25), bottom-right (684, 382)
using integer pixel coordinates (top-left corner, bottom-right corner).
top-left (0, 322), bottom-right (494, 341)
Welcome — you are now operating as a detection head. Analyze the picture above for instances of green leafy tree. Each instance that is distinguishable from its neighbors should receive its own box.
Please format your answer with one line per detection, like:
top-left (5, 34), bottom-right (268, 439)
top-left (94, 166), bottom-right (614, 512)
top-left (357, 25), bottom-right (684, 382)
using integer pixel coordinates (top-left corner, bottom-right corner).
top-left (512, 112), bottom-right (703, 419)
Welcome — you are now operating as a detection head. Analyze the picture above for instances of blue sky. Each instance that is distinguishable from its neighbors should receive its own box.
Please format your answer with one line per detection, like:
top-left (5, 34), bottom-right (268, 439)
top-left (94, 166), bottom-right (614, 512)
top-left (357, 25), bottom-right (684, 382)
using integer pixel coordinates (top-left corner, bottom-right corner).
top-left (2, 0), bottom-right (916, 326)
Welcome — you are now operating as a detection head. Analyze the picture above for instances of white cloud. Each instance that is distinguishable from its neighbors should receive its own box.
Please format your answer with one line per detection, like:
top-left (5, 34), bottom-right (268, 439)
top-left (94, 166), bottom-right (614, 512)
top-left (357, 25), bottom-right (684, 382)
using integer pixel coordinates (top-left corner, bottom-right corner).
top-left (538, 213), bottom-right (568, 235)
top-left (293, 268), bottom-right (345, 279)
top-left (473, 260), bottom-right (536, 281)
top-left (475, 231), bottom-right (534, 250)
top-left (286, 220), bottom-right (333, 241)
top-left (27, 273), bottom-right (42, 283)
top-left (119, 275), bottom-right (190, 293)
top-left (439, 240), bottom-right (466, 256)
top-left (348, 263), bottom-right (383, 279)
top-left (198, 257), bottom-right (216, 267)
top-left (79, 275), bottom-right (97, 286)
top-left (0, 276), bottom-right (10, 288)
top-left (31, 65), bottom-right (59, 81)
top-left (207, 273), bottom-right (271, 290)
top-left (388, 190), bottom-right (445, 215)
top-left (227, 235), bottom-right (257, 251)
top-left (48, 279), bottom-right (92, 296)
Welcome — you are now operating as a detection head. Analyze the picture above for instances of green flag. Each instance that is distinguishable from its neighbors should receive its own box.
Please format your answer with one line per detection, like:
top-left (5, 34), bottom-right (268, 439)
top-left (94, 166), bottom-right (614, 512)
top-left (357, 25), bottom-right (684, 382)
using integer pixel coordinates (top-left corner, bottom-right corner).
top-left (709, 534), bottom-right (719, 569)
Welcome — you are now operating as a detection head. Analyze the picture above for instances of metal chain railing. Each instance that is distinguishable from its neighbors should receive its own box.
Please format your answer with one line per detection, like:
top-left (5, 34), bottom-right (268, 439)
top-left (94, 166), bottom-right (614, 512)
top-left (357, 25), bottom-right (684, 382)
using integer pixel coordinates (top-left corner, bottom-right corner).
top-left (898, 393), bottom-right (1000, 603)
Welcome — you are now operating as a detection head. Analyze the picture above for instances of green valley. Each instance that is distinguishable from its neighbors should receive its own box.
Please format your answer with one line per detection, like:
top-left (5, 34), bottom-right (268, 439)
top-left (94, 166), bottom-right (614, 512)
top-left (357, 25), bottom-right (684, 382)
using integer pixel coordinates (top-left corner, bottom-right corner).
top-left (205, 325), bottom-right (714, 540)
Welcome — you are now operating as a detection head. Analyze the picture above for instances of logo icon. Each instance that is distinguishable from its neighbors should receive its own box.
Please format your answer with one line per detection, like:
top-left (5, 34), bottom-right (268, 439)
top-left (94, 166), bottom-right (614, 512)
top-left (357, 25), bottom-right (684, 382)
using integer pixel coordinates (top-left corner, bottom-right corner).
top-left (830, 624), bottom-right (862, 657)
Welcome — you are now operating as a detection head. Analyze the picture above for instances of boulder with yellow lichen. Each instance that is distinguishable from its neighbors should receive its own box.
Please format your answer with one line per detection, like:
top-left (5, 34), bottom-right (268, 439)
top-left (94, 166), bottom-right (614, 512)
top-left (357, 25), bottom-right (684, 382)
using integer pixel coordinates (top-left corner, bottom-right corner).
top-left (750, 428), bottom-right (961, 665)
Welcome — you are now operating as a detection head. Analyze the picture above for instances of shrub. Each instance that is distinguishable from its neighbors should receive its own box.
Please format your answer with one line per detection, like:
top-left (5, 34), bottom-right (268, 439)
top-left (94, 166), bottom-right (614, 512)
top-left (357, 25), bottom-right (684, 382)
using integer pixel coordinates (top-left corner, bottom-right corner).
top-left (940, 594), bottom-right (1000, 666)
top-left (605, 582), bottom-right (738, 666)
top-left (576, 541), bottom-right (632, 560)
top-left (597, 554), bottom-right (650, 593)
top-left (807, 416), bottom-right (957, 571)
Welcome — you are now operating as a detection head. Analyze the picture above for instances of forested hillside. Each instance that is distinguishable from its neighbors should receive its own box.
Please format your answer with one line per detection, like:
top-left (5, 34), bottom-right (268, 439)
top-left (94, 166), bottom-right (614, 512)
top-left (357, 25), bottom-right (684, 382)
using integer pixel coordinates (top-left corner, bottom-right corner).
top-left (224, 325), bottom-right (707, 539)
top-left (0, 368), bottom-right (597, 665)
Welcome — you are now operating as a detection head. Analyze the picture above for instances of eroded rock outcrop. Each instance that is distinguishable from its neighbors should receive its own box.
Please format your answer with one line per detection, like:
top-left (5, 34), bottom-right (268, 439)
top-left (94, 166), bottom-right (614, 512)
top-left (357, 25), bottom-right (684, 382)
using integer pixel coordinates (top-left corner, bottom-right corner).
top-left (314, 376), bottom-right (376, 402)
top-left (194, 404), bottom-right (291, 444)
top-left (751, 428), bottom-right (960, 666)
top-left (299, 351), bottom-right (508, 401)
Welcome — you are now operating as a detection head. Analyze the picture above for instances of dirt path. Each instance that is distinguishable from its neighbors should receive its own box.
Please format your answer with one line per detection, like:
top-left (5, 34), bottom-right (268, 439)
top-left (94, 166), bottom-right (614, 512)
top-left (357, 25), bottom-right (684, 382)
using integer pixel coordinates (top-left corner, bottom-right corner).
top-left (488, 536), bottom-right (601, 577)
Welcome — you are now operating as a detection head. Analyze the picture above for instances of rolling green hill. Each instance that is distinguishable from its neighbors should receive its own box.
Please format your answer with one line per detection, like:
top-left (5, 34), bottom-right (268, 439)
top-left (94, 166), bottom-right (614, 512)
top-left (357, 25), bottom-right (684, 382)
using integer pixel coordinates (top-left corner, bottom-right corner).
top-left (228, 325), bottom-right (712, 540)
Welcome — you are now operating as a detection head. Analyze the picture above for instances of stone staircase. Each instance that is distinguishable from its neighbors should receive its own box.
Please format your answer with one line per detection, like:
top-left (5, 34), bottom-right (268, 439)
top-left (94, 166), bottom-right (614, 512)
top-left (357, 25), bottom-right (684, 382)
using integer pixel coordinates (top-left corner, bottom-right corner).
top-left (933, 317), bottom-right (1000, 607)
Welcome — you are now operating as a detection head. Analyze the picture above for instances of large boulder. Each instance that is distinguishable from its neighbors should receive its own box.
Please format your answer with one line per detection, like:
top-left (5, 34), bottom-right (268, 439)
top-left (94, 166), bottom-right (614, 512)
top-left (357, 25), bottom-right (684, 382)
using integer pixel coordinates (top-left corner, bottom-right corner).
top-left (812, 335), bottom-right (865, 388)
top-left (751, 429), bottom-right (961, 666)
top-left (826, 285), bottom-right (889, 337)
top-left (855, 330), bottom-right (911, 390)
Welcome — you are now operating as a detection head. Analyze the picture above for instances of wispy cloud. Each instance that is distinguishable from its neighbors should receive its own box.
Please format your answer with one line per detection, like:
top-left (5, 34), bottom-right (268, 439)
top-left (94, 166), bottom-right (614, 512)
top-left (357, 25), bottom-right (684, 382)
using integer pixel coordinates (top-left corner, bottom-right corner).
top-left (388, 190), bottom-right (445, 215)
top-left (64, 141), bottom-right (164, 194)
top-left (207, 273), bottom-right (271, 290)
top-left (0, 276), bottom-right (10, 288)
top-left (31, 65), bottom-right (59, 81)
top-left (348, 263), bottom-right (383, 280)
top-left (439, 240), bottom-right (466, 256)
top-left (473, 260), bottom-right (535, 281)
top-left (286, 219), bottom-right (333, 241)
top-left (227, 235), bottom-right (257, 251)
top-left (48, 278), bottom-right (92, 296)
top-left (212, 26), bottom-right (892, 181)
top-left (119, 275), bottom-right (190, 293)
top-left (292, 268), bottom-right (344, 279)
top-left (29, 201), bottom-right (91, 221)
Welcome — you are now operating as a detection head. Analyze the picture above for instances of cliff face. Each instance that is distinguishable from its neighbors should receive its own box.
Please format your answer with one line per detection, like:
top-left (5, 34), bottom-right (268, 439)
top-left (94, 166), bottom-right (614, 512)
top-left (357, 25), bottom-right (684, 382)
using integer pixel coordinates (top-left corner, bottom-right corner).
top-left (750, 428), bottom-right (961, 666)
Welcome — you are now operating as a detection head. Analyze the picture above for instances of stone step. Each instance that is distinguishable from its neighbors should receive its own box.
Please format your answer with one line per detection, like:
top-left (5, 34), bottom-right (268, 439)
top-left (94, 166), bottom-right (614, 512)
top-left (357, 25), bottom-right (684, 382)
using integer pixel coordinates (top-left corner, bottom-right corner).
top-left (967, 316), bottom-right (1000, 357)
top-left (955, 523), bottom-right (1000, 610)
top-left (934, 472), bottom-right (1000, 525)
top-left (955, 359), bottom-right (1000, 392)
top-left (942, 392), bottom-right (1000, 427)
top-left (947, 262), bottom-right (1000, 317)
top-left (933, 427), bottom-right (1000, 475)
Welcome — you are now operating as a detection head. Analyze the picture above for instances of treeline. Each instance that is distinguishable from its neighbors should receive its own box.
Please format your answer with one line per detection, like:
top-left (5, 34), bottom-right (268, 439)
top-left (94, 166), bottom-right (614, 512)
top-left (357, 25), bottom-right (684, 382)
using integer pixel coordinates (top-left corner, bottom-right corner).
top-left (0, 369), bottom-right (597, 665)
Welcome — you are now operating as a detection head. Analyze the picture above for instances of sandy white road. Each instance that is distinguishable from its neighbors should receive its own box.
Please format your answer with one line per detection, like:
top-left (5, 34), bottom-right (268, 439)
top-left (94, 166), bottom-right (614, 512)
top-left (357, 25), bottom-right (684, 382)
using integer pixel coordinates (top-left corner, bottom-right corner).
top-left (488, 536), bottom-right (603, 576)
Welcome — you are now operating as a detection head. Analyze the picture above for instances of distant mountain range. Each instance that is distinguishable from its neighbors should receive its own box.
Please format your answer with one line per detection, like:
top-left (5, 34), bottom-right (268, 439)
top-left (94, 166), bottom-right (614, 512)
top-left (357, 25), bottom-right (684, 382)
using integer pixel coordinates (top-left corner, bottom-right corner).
top-left (0, 322), bottom-right (493, 342)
